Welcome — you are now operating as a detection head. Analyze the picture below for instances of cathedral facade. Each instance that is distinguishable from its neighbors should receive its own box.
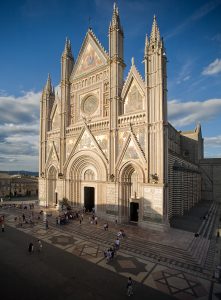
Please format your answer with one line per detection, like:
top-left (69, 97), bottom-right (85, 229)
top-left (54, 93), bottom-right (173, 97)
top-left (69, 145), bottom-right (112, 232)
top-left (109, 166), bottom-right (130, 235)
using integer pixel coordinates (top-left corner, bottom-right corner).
top-left (39, 4), bottom-right (203, 228)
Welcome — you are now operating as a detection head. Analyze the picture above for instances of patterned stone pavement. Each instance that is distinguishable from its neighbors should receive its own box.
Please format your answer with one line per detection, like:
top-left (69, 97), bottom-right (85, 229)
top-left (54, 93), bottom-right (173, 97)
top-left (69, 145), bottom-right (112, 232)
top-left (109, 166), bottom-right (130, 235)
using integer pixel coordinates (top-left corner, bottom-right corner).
top-left (2, 207), bottom-right (221, 300)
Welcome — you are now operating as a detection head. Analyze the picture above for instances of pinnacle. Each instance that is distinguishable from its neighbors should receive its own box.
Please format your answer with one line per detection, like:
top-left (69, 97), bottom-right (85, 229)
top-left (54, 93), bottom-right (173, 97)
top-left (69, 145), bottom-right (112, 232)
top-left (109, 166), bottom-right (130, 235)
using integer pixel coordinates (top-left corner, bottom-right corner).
top-left (44, 73), bottom-right (52, 93)
top-left (150, 14), bottom-right (160, 44)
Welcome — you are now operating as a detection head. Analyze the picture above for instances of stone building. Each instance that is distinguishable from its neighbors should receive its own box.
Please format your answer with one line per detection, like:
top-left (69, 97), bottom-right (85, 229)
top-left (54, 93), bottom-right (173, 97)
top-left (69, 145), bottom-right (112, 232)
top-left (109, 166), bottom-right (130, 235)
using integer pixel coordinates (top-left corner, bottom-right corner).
top-left (0, 173), bottom-right (38, 199)
top-left (39, 4), bottom-right (219, 228)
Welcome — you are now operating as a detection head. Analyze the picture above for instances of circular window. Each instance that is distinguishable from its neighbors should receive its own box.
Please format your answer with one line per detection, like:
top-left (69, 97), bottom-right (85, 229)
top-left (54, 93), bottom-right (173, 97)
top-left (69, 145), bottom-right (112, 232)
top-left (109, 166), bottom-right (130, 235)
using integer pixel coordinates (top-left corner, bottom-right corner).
top-left (82, 95), bottom-right (98, 115)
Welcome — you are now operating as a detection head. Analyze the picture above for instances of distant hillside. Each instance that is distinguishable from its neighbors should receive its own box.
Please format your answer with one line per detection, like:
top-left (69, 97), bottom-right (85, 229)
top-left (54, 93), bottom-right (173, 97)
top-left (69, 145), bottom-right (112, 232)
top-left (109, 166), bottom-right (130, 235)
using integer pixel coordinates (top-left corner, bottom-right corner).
top-left (0, 171), bottom-right (38, 177)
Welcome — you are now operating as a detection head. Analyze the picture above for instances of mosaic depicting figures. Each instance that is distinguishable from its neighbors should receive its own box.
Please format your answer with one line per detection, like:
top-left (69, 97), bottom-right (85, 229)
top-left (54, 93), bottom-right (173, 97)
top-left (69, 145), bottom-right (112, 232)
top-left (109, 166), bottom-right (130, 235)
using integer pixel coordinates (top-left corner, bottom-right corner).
top-left (66, 138), bottom-right (77, 158)
top-left (133, 127), bottom-right (145, 150)
top-left (124, 140), bottom-right (139, 160)
top-left (94, 134), bottom-right (108, 156)
top-left (75, 42), bottom-right (103, 76)
top-left (118, 131), bottom-right (128, 153)
top-left (76, 131), bottom-right (97, 152)
top-left (125, 84), bottom-right (143, 114)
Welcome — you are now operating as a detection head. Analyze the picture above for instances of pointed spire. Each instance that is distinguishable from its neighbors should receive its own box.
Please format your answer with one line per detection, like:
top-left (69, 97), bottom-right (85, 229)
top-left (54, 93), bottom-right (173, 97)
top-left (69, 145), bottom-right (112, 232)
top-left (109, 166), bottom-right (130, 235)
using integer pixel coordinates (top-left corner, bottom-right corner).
top-left (144, 34), bottom-right (149, 57)
top-left (62, 37), bottom-right (73, 58)
top-left (44, 73), bottom-right (52, 93)
top-left (131, 57), bottom-right (135, 66)
top-left (110, 2), bottom-right (123, 33)
top-left (150, 15), bottom-right (160, 45)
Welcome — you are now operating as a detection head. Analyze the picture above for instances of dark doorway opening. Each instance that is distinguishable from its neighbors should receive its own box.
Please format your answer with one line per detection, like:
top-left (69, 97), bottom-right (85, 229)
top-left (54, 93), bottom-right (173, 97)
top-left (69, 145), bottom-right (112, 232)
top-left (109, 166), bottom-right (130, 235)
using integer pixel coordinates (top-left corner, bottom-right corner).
top-left (84, 187), bottom-right (95, 212)
top-left (130, 202), bottom-right (139, 222)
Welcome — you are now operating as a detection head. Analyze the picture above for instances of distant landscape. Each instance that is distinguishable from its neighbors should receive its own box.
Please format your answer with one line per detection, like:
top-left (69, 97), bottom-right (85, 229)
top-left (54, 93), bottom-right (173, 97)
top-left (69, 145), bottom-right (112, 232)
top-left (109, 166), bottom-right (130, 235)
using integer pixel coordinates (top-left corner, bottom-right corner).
top-left (0, 171), bottom-right (38, 177)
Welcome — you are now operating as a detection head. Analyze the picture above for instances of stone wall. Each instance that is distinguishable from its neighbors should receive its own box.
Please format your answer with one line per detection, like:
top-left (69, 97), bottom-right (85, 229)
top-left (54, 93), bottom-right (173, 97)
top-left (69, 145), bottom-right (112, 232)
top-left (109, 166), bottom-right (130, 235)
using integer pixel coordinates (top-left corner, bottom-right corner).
top-left (200, 158), bottom-right (221, 202)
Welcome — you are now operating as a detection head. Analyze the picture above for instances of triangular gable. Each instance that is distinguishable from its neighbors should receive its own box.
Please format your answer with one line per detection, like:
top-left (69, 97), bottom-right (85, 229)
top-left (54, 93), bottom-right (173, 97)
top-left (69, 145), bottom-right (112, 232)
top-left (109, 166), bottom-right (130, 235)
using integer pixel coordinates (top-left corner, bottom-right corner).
top-left (64, 123), bottom-right (108, 169)
top-left (71, 29), bottom-right (108, 79)
top-left (121, 64), bottom-right (145, 114)
top-left (116, 132), bottom-right (146, 169)
top-left (121, 64), bottom-right (145, 100)
top-left (46, 142), bottom-right (59, 167)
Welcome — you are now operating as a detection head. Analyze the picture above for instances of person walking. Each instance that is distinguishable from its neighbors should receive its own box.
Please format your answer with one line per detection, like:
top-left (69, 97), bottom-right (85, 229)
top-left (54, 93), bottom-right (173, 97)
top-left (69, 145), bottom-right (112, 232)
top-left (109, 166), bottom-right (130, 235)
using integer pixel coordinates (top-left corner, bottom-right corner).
top-left (37, 240), bottom-right (42, 253)
top-left (1, 223), bottom-right (5, 232)
top-left (127, 277), bottom-right (133, 296)
top-left (115, 237), bottom-right (120, 250)
top-left (45, 219), bottom-right (49, 229)
top-left (28, 242), bottom-right (34, 254)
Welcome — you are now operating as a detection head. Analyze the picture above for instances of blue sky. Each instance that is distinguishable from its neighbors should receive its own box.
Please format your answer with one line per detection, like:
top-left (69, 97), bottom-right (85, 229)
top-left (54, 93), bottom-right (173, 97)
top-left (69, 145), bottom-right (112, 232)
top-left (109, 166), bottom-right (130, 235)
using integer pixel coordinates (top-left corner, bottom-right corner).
top-left (0, 0), bottom-right (221, 171)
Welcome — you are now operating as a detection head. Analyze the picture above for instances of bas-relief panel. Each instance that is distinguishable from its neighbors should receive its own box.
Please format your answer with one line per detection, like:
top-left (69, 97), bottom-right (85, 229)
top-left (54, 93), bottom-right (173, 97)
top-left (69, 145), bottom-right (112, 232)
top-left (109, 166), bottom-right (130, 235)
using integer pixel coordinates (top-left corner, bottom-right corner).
top-left (124, 84), bottom-right (143, 114)
top-left (143, 187), bottom-right (163, 221)
top-left (123, 140), bottom-right (139, 160)
top-left (38, 179), bottom-right (45, 200)
top-left (94, 134), bottom-right (108, 155)
top-left (106, 184), bottom-right (118, 215)
top-left (75, 42), bottom-right (103, 76)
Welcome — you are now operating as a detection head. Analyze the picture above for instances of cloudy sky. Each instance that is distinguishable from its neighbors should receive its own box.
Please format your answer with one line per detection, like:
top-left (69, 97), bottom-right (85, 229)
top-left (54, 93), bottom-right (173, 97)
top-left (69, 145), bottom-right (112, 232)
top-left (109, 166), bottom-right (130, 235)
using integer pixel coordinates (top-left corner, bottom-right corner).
top-left (0, 0), bottom-right (221, 171)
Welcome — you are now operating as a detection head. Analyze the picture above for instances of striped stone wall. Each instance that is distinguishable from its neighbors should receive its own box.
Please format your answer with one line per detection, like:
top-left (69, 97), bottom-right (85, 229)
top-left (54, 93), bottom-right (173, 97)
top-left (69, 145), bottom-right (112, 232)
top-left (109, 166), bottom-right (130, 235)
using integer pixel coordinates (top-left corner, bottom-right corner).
top-left (168, 151), bottom-right (201, 221)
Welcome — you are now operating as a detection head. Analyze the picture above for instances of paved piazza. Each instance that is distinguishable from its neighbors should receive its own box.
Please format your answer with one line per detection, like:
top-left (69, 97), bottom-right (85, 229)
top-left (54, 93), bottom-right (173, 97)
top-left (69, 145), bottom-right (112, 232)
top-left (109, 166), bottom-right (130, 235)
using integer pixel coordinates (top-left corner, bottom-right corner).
top-left (1, 205), bottom-right (221, 300)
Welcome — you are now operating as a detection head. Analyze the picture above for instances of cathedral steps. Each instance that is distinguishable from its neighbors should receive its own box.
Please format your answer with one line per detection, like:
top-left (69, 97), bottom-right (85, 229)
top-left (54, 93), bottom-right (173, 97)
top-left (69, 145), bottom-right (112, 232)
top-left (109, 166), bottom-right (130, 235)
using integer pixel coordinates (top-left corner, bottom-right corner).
top-left (188, 202), bottom-right (218, 268)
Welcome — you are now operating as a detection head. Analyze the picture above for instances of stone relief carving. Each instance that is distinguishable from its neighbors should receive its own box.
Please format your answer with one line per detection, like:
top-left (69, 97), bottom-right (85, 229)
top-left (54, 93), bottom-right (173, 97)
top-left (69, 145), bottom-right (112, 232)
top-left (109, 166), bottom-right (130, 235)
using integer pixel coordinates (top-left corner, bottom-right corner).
top-left (84, 169), bottom-right (95, 181)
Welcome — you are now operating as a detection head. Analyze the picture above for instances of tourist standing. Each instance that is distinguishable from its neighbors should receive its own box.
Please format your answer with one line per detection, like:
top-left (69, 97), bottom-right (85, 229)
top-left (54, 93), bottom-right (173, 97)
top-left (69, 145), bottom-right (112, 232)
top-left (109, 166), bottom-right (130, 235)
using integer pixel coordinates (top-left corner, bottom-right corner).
top-left (127, 277), bottom-right (133, 296)
top-left (115, 237), bottom-right (120, 250)
top-left (28, 242), bottom-right (34, 254)
top-left (37, 240), bottom-right (43, 253)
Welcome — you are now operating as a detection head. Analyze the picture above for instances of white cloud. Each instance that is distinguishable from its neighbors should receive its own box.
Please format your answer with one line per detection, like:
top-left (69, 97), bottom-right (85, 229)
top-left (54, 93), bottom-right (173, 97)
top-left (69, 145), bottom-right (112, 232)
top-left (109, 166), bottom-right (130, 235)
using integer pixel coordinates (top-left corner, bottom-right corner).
top-left (204, 135), bottom-right (221, 147)
top-left (0, 90), bottom-right (41, 171)
top-left (168, 98), bottom-right (221, 127)
top-left (202, 58), bottom-right (221, 75)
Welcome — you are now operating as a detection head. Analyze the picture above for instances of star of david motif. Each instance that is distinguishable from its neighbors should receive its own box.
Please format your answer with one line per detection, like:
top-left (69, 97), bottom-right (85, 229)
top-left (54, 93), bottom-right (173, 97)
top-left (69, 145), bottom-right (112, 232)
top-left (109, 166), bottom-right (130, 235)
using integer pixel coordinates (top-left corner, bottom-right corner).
top-left (153, 270), bottom-right (207, 298)
top-left (49, 235), bottom-right (77, 246)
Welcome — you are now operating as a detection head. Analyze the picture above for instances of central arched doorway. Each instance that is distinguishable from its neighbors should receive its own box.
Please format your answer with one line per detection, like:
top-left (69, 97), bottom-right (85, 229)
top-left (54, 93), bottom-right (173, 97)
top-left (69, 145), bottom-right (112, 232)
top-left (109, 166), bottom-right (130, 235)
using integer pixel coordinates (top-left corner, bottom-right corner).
top-left (48, 166), bottom-right (57, 206)
top-left (83, 169), bottom-right (95, 212)
top-left (65, 151), bottom-right (107, 213)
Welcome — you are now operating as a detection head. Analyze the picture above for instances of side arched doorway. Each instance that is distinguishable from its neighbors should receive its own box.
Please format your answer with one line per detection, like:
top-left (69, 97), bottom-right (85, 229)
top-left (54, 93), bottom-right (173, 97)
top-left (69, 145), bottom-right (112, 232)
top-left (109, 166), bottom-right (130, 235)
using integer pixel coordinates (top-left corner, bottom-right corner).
top-left (119, 163), bottom-right (144, 223)
top-left (47, 166), bottom-right (57, 206)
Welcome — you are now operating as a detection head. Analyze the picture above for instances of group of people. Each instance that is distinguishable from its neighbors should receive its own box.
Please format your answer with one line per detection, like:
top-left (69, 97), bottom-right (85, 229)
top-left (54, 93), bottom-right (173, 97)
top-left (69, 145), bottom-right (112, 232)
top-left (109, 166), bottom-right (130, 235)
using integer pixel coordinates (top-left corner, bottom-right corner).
top-left (28, 239), bottom-right (43, 254)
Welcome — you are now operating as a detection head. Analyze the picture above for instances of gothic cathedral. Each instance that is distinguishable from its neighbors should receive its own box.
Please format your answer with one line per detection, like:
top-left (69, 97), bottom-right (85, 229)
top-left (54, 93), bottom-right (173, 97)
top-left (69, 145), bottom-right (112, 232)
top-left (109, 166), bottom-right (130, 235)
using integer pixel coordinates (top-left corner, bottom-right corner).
top-left (39, 4), bottom-right (203, 229)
